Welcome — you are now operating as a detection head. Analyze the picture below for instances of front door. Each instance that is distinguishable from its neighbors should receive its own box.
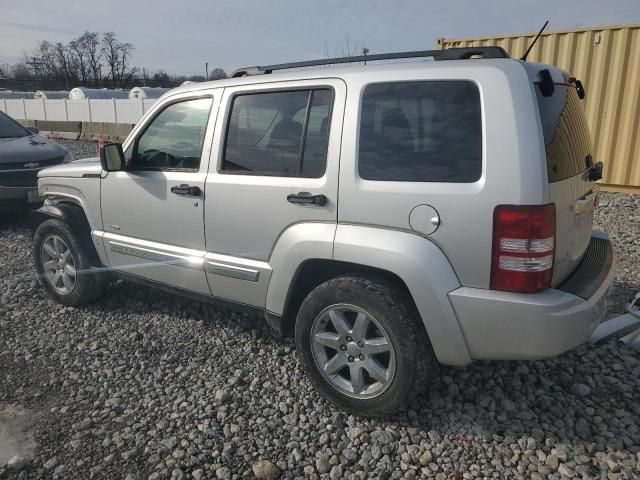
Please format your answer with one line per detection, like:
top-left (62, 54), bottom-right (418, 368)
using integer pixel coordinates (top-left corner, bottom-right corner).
top-left (203, 79), bottom-right (346, 307)
top-left (100, 93), bottom-right (217, 295)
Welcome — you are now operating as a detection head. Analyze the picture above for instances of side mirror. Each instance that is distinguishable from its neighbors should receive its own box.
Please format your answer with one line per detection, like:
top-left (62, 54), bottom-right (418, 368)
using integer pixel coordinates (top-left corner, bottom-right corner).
top-left (100, 143), bottom-right (126, 172)
top-left (26, 126), bottom-right (39, 135)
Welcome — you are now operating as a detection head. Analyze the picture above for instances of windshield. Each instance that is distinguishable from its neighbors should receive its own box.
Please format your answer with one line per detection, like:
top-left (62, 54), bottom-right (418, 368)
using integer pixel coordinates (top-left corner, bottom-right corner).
top-left (0, 112), bottom-right (29, 138)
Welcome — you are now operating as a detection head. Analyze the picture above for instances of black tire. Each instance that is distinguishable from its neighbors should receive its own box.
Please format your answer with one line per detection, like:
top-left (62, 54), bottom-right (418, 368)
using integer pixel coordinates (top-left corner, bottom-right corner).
top-left (33, 219), bottom-right (106, 305)
top-left (295, 274), bottom-right (438, 416)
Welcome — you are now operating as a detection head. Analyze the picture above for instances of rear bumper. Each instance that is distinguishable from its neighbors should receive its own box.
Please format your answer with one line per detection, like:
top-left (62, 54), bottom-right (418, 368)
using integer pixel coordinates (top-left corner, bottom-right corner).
top-left (449, 233), bottom-right (616, 360)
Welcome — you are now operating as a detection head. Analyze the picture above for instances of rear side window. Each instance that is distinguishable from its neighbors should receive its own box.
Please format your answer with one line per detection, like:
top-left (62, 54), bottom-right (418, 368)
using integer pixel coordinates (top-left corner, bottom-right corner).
top-left (537, 85), bottom-right (592, 182)
top-left (222, 89), bottom-right (333, 177)
top-left (358, 81), bottom-right (482, 182)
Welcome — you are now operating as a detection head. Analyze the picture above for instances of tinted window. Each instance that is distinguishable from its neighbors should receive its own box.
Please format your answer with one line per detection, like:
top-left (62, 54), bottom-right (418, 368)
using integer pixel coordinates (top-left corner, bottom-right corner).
top-left (536, 85), bottom-right (591, 182)
top-left (0, 112), bottom-right (29, 138)
top-left (222, 89), bottom-right (332, 177)
top-left (129, 98), bottom-right (212, 171)
top-left (358, 81), bottom-right (482, 182)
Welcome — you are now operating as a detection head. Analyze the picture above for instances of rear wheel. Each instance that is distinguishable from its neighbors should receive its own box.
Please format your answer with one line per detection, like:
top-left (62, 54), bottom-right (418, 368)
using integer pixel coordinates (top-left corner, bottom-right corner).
top-left (34, 219), bottom-right (106, 305)
top-left (295, 275), bottom-right (438, 415)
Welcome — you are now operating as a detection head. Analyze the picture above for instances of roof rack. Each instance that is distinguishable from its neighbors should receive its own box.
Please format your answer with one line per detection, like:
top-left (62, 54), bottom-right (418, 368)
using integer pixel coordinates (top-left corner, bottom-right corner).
top-left (231, 46), bottom-right (509, 77)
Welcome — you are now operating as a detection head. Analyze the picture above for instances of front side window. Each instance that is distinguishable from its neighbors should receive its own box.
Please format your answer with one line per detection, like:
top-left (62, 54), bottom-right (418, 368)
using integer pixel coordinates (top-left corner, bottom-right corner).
top-left (358, 81), bottom-right (482, 182)
top-left (222, 88), bottom-right (333, 177)
top-left (129, 97), bottom-right (212, 171)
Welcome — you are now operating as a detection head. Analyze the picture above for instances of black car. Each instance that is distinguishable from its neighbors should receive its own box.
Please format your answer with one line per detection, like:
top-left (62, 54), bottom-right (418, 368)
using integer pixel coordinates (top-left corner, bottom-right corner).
top-left (0, 111), bottom-right (73, 211)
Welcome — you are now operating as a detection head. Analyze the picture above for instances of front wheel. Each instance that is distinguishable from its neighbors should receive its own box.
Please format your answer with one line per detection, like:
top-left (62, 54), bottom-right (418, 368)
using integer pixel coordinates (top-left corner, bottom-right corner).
top-left (33, 219), bottom-right (106, 305)
top-left (295, 275), bottom-right (438, 416)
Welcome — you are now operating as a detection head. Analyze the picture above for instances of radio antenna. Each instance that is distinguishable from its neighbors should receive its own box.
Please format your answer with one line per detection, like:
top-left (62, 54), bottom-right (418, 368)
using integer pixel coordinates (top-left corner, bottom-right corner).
top-left (520, 21), bottom-right (549, 61)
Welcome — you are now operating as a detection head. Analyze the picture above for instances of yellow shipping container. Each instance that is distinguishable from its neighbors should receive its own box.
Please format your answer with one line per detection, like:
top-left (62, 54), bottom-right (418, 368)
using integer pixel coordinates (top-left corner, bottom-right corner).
top-left (438, 24), bottom-right (640, 192)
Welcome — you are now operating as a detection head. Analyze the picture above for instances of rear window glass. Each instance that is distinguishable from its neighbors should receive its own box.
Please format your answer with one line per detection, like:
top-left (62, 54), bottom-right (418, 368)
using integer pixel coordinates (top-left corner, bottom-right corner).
top-left (537, 85), bottom-right (592, 182)
top-left (358, 81), bottom-right (482, 182)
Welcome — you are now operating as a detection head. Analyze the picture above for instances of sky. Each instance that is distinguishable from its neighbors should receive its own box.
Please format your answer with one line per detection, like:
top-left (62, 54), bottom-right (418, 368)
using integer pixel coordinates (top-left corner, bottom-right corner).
top-left (1, 0), bottom-right (639, 76)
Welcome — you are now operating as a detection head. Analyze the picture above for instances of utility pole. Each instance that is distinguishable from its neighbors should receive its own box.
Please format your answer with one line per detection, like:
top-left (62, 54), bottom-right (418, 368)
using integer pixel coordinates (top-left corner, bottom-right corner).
top-left (26, 56), bottom-right (45, 90)
top-left (205, 62), bottom-right (209, 81)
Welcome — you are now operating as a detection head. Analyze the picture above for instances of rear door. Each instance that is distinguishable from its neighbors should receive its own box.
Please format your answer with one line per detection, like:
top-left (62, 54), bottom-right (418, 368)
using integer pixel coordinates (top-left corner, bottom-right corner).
top-left (203, 79), bottom-right (345, 307)
top-left (533, 67), bottom-right (598, 285)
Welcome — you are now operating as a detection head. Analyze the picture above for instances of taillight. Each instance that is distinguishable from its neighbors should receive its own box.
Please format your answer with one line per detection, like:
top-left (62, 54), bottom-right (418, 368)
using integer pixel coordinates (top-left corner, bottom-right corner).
top-left (490, 204), bottom-right (556, 293)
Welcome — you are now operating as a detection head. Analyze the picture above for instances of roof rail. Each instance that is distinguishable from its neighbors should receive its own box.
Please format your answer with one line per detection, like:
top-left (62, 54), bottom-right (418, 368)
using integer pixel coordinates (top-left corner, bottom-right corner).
top-left (231, 46), bottom-right (509, 77)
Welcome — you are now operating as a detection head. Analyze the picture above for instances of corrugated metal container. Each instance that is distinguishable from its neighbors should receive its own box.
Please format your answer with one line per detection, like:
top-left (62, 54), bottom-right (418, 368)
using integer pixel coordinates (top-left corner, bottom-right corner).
top-left (438, 24), bottom-right (640, 192)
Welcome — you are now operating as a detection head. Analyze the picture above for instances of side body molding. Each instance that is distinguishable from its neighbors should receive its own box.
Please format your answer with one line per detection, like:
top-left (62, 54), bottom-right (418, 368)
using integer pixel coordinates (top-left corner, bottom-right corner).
top-left (333, 225), bottom-right (471, 366)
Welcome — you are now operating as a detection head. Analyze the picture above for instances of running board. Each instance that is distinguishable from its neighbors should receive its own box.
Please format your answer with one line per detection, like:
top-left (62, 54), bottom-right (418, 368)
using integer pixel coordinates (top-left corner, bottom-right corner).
top-left (589, 292), bottom-right (640, 344)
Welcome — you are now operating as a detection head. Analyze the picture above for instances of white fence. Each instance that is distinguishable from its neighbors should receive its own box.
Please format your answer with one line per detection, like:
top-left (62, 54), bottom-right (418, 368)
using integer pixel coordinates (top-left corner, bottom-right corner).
top-left (0, 98), bottom-right (158, 124)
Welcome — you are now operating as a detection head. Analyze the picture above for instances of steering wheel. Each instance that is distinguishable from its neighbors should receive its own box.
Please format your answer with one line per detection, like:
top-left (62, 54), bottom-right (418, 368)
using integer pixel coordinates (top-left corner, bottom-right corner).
top-left (167, 141), bottom-right (198, 168)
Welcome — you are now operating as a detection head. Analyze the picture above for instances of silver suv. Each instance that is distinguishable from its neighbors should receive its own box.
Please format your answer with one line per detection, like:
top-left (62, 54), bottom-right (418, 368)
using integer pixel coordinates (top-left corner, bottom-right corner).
top-left (31, 47), bottom-right (615, 415)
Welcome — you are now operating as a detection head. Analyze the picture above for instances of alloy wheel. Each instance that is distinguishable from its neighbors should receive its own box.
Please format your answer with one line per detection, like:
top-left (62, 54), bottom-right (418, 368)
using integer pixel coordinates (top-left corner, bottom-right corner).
top-left (310, 304), bottom-right (396, 399)
top-left (41, 234), bottom-right (77, 295)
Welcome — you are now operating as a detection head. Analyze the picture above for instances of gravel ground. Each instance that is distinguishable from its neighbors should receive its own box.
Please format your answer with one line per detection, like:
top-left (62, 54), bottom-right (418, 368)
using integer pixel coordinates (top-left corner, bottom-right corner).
top-left (0, 140), bottom-right (639, 479)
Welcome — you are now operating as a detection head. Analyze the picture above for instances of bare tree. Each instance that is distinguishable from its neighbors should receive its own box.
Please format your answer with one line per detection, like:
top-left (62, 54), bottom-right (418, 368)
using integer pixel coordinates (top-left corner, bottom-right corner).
top-left (81, 32), bottom-right (102, 84)
top-left (116, 41), bottom-right (137, 86)
top-left (33, 41), bottom-right (60, 84)
top-left (19, 31), bottom-right (140, 89)
top-left (11, 63), bottom-right (33, 81)
top-left (101, 32), bottom-right (137, 87)
top-left (209, 68), bottom-right (227, 80)
top-left (152, 70), bottom-right (170, 86)
top-left (69, 37), bottom-right (90, 83)
top-left (53, 42), bottom-right (78, 88)
top-left (101, 32), bottom-right (119, 85)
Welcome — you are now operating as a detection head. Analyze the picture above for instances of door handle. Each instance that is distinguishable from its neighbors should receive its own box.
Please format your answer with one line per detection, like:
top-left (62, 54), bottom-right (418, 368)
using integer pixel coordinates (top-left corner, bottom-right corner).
top-left (171, 184), bottom-right (201, 196)
top-left (287, 192), bottom-right (327, 206)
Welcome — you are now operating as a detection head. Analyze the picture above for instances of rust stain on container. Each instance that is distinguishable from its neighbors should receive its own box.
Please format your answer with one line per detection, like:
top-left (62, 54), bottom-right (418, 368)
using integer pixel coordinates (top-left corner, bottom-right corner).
top-left (438, 24), bottom-right (640, 191)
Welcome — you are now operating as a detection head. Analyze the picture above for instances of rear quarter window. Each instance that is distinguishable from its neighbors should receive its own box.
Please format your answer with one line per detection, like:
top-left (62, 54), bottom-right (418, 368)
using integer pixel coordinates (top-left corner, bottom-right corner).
top-left (358, 80), bottom-right (482, 182)
top-left (536, 85), bottom-right (592, 183)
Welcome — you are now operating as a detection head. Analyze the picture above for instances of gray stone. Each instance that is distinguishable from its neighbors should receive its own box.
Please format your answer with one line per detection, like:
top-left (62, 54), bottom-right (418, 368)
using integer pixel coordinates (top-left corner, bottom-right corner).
top-left (214, 389), bottom-right (231, 402)
top-left (316, 457), bottom-right (330, 474)
top-left (43, 457), bottom-right (59, 470)
top-left (251, 460), bottom-right (282, 480)
top-left (606, 460), bottom-right (620, 473)
top-left (419, 450), bottom-right (433, 466)
top-left (89, 465), bottom-right (104, 479)
top-left (572, 383), bottom-right (591, 397)
top-left (330, 465), bottom-right (343, 480)
top-left (192, 469), bottom-right (205, 480)
top-left (558, 464), bottom-right (575, 478)
top-left (172, 449), bottom-right (186, 460)
top-left (7, 455), bottom-right (28, 470)
top-left (546, 454), bottom-right (559, 469)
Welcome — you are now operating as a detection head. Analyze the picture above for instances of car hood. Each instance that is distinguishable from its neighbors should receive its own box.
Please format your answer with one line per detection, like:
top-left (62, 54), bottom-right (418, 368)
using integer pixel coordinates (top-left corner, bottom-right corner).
top-left (38, 156), bottom-right (102, 178)
top-left (0, 134), bottom-right (69, 165)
